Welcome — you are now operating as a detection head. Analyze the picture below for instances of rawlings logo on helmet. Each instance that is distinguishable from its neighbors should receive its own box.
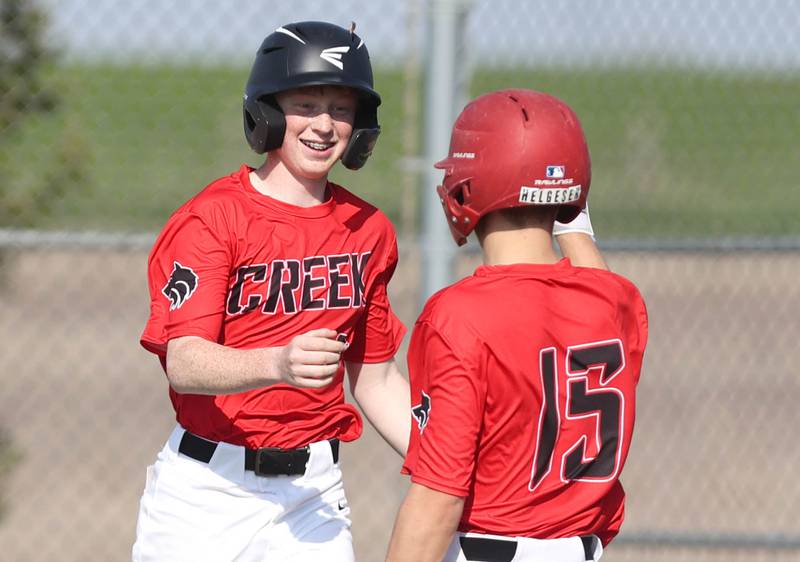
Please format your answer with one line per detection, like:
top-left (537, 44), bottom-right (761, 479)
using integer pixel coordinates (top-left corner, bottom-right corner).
top-left (162, 261), bottom-right (198, 311)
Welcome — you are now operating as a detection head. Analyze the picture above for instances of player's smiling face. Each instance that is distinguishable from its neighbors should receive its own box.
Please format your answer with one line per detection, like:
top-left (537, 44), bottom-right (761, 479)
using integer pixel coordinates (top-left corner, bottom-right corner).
top-left (274, 86), bottom-right (357, 180)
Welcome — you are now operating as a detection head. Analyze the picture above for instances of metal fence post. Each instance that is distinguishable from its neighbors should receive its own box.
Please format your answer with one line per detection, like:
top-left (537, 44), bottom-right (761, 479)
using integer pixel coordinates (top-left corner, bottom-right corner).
top-left (420, 0), bottom-right (473, 305)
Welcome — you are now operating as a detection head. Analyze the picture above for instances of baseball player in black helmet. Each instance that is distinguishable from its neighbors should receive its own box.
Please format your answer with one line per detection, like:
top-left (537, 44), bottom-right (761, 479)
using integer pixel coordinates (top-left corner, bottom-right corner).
top-left (243, 20), bottom-right (381, 169)
top-left (134, 21), bottom-right (410, 562)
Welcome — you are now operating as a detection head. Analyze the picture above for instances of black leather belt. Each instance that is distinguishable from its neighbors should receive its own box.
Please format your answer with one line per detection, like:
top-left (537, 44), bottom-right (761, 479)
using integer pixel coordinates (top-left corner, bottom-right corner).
top-left (178, 430), bottom-right (339, 477)
top-left (459, 534), bottom-right (597, 562)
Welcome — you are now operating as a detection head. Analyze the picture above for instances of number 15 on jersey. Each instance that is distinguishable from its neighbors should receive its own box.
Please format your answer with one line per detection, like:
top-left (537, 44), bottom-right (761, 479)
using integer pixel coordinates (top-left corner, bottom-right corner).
top-left (529, 339), bottom-right (628, 492)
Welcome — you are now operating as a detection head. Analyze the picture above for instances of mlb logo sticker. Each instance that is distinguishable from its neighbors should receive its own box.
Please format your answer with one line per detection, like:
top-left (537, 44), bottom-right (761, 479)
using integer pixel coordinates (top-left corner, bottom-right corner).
top-left (546, 165), bottom-right (565, 178)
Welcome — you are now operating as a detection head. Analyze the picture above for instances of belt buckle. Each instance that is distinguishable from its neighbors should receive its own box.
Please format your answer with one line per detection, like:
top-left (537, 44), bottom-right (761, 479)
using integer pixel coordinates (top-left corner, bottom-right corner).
top-left (255, 447), bottom-right (289, 476)
top-left (254, 446), bottom-right (308, 476)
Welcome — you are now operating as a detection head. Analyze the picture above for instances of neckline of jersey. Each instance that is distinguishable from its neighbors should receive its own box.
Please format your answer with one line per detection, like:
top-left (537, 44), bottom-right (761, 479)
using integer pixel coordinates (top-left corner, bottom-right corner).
top-left (237, 164), bottom-right (337, 218)
top-left (474, 257), bottom-right (574, 278)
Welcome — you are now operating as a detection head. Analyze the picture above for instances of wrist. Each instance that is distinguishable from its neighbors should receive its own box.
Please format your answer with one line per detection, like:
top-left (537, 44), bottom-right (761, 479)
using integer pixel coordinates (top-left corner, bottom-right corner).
top-left (258, 346), bottom-right (285, 385)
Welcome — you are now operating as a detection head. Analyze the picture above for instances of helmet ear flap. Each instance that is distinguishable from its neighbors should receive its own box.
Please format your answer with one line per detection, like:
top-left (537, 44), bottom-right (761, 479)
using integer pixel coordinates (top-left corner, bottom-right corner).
top-left (341, 99), bottom-right (380, 170)
top-left (243, 95), bottom-right (286, 154)
top-left (438, 177), bottom-right (481, 245)
top-left (452, 180), bottom-right (471, 206)
top-left (341, 127), bottom-right (380, 170)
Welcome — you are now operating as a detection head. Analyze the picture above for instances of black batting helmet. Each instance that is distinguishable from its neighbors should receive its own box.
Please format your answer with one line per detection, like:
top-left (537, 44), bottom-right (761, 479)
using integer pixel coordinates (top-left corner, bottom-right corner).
top-left (243, 21), bottom-right (381, 170)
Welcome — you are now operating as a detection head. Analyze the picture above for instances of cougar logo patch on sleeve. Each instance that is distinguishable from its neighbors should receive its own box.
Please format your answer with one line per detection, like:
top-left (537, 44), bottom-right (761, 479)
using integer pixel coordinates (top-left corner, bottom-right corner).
top-left (411, 391), bottom-right (431, 433)
top-left (162, 261), bottom-right (198, 310)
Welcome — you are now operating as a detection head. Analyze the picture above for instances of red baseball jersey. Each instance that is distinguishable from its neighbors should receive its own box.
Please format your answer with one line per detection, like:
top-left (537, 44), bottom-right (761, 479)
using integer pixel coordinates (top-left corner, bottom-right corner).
top-left (402, 259), bottom-right (648, 546)
top-left (141, 165), bottom-right (405, 449)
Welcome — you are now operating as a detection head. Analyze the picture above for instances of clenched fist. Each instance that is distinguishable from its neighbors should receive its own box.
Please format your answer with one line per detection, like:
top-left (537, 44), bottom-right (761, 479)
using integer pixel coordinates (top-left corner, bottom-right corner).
top-left (276, 328), bottom-right (348, 388)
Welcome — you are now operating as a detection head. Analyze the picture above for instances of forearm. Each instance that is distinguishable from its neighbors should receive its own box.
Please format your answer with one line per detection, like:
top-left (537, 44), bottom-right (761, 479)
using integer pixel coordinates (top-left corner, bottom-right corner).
top-left (557, 232), bottom-right (609, 270)
top-left (349, 360), bottom-right (411, 456)
top-left (386, 483), bottom-right (464, 562)
top-left (166, 336), bottom-right (281, 395)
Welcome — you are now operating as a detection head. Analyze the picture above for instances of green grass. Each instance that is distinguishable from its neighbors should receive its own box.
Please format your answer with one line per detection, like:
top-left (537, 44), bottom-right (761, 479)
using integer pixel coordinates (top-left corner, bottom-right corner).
top-left (2, 63), bottom-right (799, 236)
top-left (472, 67), bottom-right (800, 236)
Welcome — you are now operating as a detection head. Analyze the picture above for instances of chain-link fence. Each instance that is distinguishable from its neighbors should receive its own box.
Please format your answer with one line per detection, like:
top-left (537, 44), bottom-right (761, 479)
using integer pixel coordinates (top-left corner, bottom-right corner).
top-left (1, 1), bottom-right (799, 561)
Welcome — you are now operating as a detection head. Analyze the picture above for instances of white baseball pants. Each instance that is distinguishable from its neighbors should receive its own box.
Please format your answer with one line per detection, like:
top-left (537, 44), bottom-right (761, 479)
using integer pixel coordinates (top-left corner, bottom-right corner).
top-left (443, 531), bottom-right (604, 562)
top-left (132, 425), bottom-right (353, 562)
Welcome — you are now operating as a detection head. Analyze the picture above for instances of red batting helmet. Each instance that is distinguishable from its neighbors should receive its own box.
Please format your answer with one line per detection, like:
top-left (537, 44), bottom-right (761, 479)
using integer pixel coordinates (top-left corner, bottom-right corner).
top-left (435, 89), bottom-right (591, 246)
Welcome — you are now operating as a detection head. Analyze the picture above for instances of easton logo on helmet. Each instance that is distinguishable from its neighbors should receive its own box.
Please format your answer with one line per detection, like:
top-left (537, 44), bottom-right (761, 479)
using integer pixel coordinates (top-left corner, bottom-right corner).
top-left (162, 261), bottom-right (198, 310)
top-left (320, 46), bottom-right (350, 70)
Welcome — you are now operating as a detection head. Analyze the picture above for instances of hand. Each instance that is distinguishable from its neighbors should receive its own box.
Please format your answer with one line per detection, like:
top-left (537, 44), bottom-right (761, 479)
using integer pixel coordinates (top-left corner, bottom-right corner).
top-left (275, 328), bottom-right (348, 388)
top-left (553, 203), bottom-right (594, 239)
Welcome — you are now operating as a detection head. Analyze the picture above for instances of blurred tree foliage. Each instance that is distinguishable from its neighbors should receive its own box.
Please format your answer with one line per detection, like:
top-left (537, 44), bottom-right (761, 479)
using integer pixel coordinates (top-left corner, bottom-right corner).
top-left (0, 1), bottom-right (41, 520)
top-left (0, 0), bottom-right (90, 227)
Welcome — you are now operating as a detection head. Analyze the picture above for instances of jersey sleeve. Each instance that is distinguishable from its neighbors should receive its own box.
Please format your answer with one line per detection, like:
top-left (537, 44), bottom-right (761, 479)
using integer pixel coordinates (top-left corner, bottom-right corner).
top-left (633, 287), bottom-right (649, 381)
top-left (619, 278), bottom-right (649, 384)
top-left (343, 229), bottom-right (406, 364)
top-left (140, 211), bottom-right (232, 356)
top-left (402, 317), bottom-right (485, 497)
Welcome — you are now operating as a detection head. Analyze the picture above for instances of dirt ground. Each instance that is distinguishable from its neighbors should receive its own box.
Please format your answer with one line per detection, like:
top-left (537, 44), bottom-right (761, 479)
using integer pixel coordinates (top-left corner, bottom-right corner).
top-left (0, 247), bottom-right (798, 561)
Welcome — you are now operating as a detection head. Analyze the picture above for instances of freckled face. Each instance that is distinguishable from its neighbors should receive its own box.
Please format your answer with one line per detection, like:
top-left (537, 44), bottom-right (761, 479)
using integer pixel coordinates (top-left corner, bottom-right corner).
top-left (273, 86), bottom-right (358, 180)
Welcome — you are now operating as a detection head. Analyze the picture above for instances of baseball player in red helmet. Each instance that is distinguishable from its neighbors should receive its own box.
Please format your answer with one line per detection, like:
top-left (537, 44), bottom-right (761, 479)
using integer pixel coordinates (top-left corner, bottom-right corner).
top-left (133, 21), bottom-right (410, 562)
top-left (385, 89), bottom-right (648, 562)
